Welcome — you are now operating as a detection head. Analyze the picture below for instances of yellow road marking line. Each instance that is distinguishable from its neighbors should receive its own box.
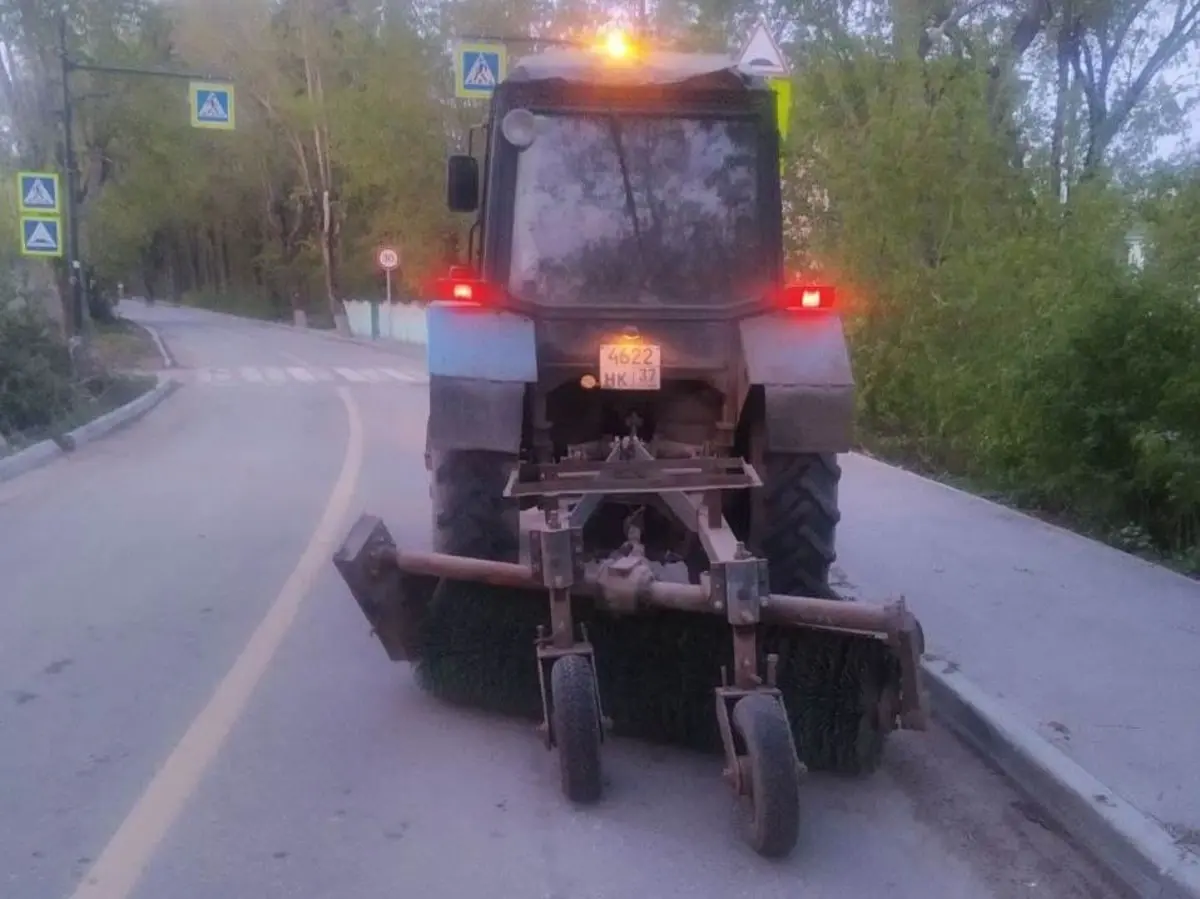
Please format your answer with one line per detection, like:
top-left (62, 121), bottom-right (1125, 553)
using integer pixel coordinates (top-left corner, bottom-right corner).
top-left (68, 386), bottom-right (364, 899)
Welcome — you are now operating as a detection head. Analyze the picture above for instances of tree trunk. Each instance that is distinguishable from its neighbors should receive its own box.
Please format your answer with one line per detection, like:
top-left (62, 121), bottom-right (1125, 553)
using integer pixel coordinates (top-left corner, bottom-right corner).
top-left (1050, 17), bottom-right (1073, 203)
top-left (321, 189), bottom-right (346, 332)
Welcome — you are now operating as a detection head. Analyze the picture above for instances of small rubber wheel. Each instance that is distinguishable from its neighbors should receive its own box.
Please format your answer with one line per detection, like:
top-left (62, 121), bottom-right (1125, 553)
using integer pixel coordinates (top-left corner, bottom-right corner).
top-left (550, 654), bottom-right (603, 804)
top-left (732, 693), bottom-right (802, 859)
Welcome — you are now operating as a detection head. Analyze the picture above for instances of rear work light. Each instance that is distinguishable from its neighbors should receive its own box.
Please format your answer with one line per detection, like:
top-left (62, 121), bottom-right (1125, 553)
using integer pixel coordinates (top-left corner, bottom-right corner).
top-left (776, 283), bottom-right (836, 312)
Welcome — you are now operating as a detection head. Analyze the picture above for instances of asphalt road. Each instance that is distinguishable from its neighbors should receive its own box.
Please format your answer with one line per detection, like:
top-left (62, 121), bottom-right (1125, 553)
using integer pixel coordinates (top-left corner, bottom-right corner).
top-left (1, 303), bottom-right (1131, 899)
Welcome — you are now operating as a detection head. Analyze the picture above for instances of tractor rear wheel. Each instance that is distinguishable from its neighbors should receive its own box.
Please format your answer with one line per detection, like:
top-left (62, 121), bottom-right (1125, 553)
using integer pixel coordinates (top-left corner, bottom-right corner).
top-left (755, 451), bottom-right (842, 600)
top-left (429, 449), bottom-right (519, 562)
top-left (418, 450), bottom-right (539, 715)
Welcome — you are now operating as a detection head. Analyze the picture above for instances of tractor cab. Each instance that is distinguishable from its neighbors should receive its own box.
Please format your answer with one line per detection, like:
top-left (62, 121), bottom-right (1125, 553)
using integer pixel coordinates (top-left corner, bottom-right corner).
top-left (436, 33), bottom-right (810, 319)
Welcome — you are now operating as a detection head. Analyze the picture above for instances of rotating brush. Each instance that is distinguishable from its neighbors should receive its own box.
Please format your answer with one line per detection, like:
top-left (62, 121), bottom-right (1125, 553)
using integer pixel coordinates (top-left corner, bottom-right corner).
top-left (414, 579), bottom-right (900, 774)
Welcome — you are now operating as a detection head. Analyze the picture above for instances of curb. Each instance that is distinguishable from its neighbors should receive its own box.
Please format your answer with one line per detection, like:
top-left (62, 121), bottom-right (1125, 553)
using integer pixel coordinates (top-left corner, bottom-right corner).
top-left (925, 661), bottom-right (1200, 899)
top-left (0, 439), bottom-right (65, 484)
top-left (0, 376), bottom-right (178, 484)
top-left (135, 319), bottom-right (175, 368)
top-left (65, 375), bottom-right (179, 451)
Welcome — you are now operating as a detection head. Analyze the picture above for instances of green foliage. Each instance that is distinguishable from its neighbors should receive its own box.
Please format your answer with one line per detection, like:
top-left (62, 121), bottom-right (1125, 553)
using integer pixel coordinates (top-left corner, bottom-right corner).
top-left (784, 49), bottom-right (1200, 570)
top-left (0, 304), bottom-right (79, 439)
top-left (1020, 279), bottom-right (1200, 553)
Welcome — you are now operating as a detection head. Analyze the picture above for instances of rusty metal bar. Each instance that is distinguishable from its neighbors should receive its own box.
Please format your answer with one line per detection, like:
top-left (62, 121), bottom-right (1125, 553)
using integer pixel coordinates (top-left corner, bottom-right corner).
top-left (393, 551), bottom-right (534, 588)
top-left (508, 470), bottom-right (758, 498)
top-left (390, 549), bottom-right (904, 635)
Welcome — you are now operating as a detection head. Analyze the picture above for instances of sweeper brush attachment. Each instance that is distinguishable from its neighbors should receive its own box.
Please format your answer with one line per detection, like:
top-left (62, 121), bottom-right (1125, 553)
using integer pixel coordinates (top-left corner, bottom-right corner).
top-left (334, 438), bottom-right (928, 859)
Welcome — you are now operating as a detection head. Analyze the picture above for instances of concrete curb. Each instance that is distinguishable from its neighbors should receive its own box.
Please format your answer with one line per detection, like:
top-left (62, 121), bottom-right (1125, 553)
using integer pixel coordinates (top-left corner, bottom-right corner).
top-left (136, 319), bottom-right (175, 368)
top-left (0, 439), bottom-right (65, 484)
top-left (925, 661), bottom-right (1200, 899)
top-left (0, 376), bottom-right (179, 484)
top-left (65, 376), bottom-right (179, 451)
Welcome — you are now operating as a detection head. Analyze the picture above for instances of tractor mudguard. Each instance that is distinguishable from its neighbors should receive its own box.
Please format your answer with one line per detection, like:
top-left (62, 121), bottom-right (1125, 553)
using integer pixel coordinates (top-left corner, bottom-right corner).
top-left (426, 302), bottom-right (538, 382)
top-left (427, 376), bottom-right (527, 454)
top-left (739, 312), bottom-right (855, 454)
top-left (425, 302), bottom-right (536, 455)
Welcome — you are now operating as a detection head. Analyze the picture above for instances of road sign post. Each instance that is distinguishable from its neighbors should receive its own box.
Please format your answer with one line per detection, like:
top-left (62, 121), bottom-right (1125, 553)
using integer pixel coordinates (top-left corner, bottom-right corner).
top-left (16, 171), bottom-right (64, 259)
top-left (190, 81), bottom-right (236, 130)
top-left (378, 247), bottom-right (400, 337)
top-left (735, 22), bottom-right (793, 159)
top-left (19, 172), bottom-right (61, 216)
top-left (20, 216), bottom-right (64, 258)
top-left (454, 41), bottom-right (507, 99)
top-left (736, 20), bottom-right (790, 78)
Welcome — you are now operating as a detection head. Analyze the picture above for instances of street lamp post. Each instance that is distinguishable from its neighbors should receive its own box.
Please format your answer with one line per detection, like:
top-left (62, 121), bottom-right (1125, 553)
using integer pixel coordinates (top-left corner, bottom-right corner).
top-left (58, 12), bottom-right (84, 334)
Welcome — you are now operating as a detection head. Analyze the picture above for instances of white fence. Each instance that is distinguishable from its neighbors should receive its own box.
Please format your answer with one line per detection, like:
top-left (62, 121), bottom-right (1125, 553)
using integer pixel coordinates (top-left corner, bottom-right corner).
top-left (342, 299), bottom-right (429, 344)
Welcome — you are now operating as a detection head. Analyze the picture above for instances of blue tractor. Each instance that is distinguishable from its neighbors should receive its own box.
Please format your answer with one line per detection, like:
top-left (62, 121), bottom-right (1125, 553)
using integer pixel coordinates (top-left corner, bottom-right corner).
top-left (334, 38), bottom-right (927, 861)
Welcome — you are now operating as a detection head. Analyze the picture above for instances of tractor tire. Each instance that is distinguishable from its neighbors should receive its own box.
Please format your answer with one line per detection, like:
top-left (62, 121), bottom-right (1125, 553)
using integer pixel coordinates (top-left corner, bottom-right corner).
top-left (757, 452), bottom-right (842, 600)
top-left (417, 450), bottom-right (537, 714)
top-left (429, 449), bottom-right (520, 563)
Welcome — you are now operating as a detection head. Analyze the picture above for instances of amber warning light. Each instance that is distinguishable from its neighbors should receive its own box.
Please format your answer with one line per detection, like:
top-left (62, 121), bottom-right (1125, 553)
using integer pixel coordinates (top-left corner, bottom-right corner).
top-left (601, 30), bottom-right (634, 59)
top-left (778, 283), bottom-right (835, 311)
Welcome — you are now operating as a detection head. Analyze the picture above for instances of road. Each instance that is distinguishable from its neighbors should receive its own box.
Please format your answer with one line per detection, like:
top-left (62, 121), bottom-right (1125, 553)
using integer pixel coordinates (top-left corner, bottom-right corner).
top-left (0, 303), bottom-right (1130, 899)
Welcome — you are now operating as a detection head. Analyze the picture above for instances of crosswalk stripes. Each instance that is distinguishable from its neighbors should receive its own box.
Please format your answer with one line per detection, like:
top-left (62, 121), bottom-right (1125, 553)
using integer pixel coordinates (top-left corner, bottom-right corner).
top-left (185, 365), bottom-right (427, 386)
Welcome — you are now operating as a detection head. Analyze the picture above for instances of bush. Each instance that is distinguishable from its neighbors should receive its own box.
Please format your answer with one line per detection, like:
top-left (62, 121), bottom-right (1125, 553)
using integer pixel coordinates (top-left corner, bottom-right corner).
top-left (0, 304), bottom-right (80, 440)
top-left (783, 51), bottom-right (1199, 570)
top-left (1021, 280), bottom-right (1200, 553)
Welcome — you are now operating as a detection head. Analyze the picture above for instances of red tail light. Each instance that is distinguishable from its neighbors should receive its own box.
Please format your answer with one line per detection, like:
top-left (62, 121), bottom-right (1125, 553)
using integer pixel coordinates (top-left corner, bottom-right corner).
top-left (777, 283), bottom-right (836, 311)
top-left (431, 274), bottom-right (499, 306)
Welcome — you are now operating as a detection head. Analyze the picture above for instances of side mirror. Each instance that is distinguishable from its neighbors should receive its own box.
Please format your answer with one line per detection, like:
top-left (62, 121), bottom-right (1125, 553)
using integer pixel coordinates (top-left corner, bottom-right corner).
top-left (446, 155), bottom-right (479, 213)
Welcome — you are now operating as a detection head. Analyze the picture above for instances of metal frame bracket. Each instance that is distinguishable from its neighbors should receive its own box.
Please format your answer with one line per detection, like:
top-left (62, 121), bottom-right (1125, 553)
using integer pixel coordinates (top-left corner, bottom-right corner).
top-left (528, 519), bottom-right (584, 589)
top-left (710, 555), bottom-right (770, 624)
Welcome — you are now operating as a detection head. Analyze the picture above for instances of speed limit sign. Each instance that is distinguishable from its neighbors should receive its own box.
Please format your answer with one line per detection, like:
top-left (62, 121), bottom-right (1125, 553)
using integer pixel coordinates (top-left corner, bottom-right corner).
top-left (378, 247), bottom-right (400, 271)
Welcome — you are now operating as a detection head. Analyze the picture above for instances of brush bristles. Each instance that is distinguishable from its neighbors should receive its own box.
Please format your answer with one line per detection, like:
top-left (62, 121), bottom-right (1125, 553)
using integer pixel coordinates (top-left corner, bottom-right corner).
top-left (414, 580), bottom-right (897, 774)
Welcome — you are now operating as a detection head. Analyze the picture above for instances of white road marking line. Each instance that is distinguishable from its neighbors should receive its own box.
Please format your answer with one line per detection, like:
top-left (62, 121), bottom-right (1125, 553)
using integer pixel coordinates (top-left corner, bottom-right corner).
top-left (380, 367), bottom-right (418, 382)
top-left (68, 389), bottom-right (365, 899)
top-left (189, 365), bottom-right (427, 386)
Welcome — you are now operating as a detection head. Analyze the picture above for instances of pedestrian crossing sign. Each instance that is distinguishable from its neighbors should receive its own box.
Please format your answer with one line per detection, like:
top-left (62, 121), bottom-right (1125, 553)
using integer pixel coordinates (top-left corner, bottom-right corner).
top-left (455, 42), bottom-right (506, 99)
top-left (189, 81), bottom-right (236, 130)
top-left (18, 171), bottom-right (60, 214)
top-left (20, 215), bottom-right (63, 258)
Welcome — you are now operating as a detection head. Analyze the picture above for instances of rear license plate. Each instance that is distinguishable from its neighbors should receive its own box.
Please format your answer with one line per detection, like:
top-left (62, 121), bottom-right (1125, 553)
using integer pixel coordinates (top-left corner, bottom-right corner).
top-left (598, 343), bottom-right (661, 390)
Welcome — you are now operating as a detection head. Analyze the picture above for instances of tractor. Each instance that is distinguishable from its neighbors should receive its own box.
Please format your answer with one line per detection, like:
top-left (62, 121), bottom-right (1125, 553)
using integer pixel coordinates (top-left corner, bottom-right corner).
top-left (334, 35), bottom-right (926, 860)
